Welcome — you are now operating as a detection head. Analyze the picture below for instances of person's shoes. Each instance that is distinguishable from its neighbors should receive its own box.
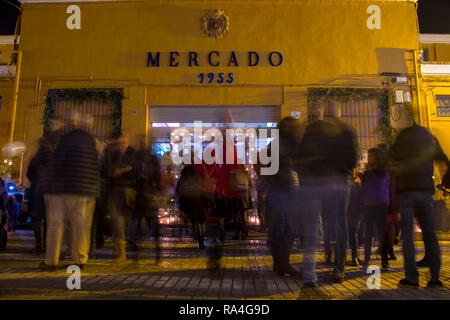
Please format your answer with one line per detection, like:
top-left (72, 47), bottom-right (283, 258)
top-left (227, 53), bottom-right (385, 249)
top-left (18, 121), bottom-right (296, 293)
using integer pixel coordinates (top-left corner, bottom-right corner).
top-left (283, 265), bottom-right (300, 276)
top-left (416, 258), bottom-right (428, 268)
top-left (351, 258), bottom-right (360, 266)
top-left (302, 281), bottom-right (318, 288)
top-left (381, 261), bottom-right (390, 272)
top-left (388, 255), bottom-right (397, 260)
top-left (39, 262), bottom-right (58, 271)
top-left (75, 264), bottom-right (85, 270)
top-left (333, 271), bottom-right (345, 283)
top-left (361, 261), bottom-right (369, 270)
top-left (426, 280), bottom-right (443, 288)
top-left (398, 278), bottom-right (419, 288)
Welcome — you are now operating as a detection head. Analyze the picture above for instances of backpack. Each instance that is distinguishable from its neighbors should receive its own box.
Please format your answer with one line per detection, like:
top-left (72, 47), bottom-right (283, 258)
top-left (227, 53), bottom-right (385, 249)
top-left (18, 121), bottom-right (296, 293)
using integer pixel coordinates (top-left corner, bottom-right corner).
top-left (178, 168), bottom-right (202, 199)
top-left (228, 168), bottom-right (249, 195)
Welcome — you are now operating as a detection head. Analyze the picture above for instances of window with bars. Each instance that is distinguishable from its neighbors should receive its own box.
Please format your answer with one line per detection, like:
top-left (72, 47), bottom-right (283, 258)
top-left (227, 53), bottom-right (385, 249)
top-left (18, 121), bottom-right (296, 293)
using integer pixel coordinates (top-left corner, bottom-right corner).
top-left (308, 97), bottom-right (381, 150)
top-left (47, 89), bottom-right (121, 141)
top-left (436, 95), bottom-right (450, 117)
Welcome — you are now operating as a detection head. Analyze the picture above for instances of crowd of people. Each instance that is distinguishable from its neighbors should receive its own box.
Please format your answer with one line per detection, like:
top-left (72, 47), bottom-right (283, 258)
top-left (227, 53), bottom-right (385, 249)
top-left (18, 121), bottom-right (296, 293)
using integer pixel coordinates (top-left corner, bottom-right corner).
top-left (2, 103), bottom-right (449, 289)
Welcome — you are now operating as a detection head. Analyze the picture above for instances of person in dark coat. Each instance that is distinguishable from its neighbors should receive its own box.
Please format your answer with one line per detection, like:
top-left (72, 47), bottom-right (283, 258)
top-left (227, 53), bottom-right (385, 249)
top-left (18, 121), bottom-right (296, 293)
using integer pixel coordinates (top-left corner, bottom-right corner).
top-left (391, 121), bottom-right (448, 288)
top-left (347, 170), bottom-right (363, 266)
top-left (102, 133), bottom-right (137, 263)
top-left (132, 139), bottom-right (161, 259)
top-left (297, 102), bottom-right (358, 284)
top-left (39, 112), bottom-right (100, 270)
top-left (263, 117), bottom-right (301, 277)
top-left (176, 164), bottom-right (205, 249)
top-left (360, 147), bottom-right (391, 271)
top-left (27, 155), bottom-right (47, 255)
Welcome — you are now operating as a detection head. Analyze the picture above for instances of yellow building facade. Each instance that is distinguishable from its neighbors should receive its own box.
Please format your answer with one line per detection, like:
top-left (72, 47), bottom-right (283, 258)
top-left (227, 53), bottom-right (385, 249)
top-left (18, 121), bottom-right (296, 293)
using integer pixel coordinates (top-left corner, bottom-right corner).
top-left (0, 36), bottom-right (16, 150)
top-left (5, 0), bottom-right (426, 176)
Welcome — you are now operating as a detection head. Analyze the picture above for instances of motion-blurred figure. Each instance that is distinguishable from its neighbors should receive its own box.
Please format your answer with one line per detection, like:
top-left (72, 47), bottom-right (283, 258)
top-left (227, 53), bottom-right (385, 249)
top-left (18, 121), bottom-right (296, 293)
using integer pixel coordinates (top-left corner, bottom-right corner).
top-left (177, 163), bottom-right (205, 249)
top-left (26, 153), bottom-right (47, 255)
top-left (347, 169), bottom-right (363, 266)
top-left (360, 147), bottom-right (391, 271)
top-left (263, 117), bottom-right (301, 277)
top-left (102, 132), bottom-right (137, 263)
top-left (40, 112), bottom-right (100, 270)
top-left (133, 136), bottom-right (161, 261)
top-left (298, 102), bottom-right (358, 284)
top-left (391, 121), bottom-right (448, 288)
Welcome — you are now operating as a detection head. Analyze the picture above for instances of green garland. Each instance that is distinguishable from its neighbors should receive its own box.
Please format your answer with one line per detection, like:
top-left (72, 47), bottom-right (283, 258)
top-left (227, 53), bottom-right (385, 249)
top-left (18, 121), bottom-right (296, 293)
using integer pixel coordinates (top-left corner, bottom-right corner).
top-left (43, 88), bottom-right (123, 137)
top-left (307, 88), bottom-right (393, 144)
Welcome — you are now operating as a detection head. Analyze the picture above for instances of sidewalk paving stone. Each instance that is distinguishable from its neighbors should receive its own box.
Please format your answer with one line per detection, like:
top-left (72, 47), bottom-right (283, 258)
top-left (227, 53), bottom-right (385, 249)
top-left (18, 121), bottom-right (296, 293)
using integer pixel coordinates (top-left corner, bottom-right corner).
top-left (0, 230), bottom-right (449, 300)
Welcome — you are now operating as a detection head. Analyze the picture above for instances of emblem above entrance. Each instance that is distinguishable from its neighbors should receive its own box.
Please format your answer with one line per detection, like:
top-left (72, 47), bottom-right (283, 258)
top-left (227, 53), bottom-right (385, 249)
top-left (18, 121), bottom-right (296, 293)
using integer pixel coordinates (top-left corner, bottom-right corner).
top-left (201, 9), bottom-right (229, 39)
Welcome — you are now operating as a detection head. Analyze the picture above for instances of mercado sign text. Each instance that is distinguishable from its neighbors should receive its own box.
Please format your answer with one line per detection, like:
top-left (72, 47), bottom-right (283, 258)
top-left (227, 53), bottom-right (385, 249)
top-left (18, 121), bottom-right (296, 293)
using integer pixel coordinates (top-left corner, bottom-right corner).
top-left (146, 51), bottom-right (283, 68)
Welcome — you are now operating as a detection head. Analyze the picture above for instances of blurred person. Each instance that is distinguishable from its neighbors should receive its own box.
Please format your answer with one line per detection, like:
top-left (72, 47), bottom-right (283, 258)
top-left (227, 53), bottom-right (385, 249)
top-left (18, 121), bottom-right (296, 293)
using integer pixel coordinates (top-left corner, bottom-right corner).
top-left (255, 171), bottom-right (267, 232)
top-left (89, 139), bottom-right (108, 257)
top-left (297, 101), bottom-right (358, 284)
top-left (39, 111), bottom-right (100, 270)
top-left (26, 153), bottom-right (47, 255)
top-left (102, 132), bottom-right (137, 263)
top-left (177, 162), bottom-right (205, 249)
top-left (6, 194), bottom-right (16, 232)
top-left (347, 169), bottom-right (363, 266)
top-left (133, 136), bottom-right (161, 260)
top-left (229, 165), bottom-right (251, 240)
top-left (262, 117), bottom-right (301, 277)
top-left (360, 147), bottom-right (391, 271)
top-left (33, 117), bottom-right (65, 256)
top-left (0, 176), bottom-right (7, 249)
top-left (378, 143), bottom-right (399, 261)
top-left (391, 121), bottom-right (448, 288)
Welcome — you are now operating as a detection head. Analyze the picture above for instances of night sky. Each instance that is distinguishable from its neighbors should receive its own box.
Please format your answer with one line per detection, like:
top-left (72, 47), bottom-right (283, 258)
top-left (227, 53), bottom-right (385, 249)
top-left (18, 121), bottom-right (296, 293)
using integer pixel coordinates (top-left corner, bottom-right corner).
top-left (0, 0), bottom-right (450, 35)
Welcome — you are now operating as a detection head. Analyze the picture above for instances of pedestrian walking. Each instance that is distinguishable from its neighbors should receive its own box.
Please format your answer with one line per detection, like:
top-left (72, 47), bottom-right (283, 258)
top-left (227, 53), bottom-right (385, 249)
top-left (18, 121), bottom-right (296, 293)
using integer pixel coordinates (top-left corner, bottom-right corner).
top-left (133, 137), bottom-right (161, 260)
top-left (391, 121), bottom-right (448, 288)
top-left (177, 162), bottom-right (205, 249)
top-left (102, 132), bottom-right (137, 263)
top-left (263, 117), bottom-right (301, 277)
top-left (39, 112), bottom-right (100, 270)
top-left (347, 169), bottom-right (363, 266)
top-left (360, 147), bottom-right (391, 271)
top-left (297, 102), bottom-right (358, 284)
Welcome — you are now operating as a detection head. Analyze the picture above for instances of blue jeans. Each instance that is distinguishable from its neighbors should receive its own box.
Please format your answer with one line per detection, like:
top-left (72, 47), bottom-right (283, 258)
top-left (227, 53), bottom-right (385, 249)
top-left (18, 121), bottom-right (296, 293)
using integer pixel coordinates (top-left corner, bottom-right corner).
top-left (301, 175), bottom-right (349, 276)
top-left (397, 191), bottom-right (441, 283)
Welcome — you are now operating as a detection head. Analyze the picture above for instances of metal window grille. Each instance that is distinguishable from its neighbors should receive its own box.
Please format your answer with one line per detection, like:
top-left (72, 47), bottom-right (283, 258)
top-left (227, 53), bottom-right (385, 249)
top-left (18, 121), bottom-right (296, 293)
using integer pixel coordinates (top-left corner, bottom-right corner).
top-left (436, 95), bottom-right (450, 117)
top-left (339, 97), bottom-right (381, 150)
top-left (310, 97), bottom-right (381, 150)
top-left (49, 95), bottom-right (117, 141)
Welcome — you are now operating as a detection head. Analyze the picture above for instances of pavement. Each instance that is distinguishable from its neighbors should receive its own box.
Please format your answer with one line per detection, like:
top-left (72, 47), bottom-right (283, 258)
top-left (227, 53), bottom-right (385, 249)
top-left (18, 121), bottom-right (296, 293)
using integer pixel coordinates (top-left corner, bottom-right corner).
top-left (0, 228), bottom-right (449, 300)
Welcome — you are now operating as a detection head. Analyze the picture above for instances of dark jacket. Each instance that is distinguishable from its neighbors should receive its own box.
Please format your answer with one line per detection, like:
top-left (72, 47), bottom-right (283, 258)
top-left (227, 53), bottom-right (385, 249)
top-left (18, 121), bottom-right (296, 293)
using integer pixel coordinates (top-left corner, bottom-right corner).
top-left (391, 123), bottom-right (448, 194)
top-left (101, 146), bottom-right (137, 190)
top-left (26, 155), bottom-right (46, 216)
top-left (297, 117), bottom-right (358, 179)
top-left (176, 165), bottom-right (204, 222)
top-left (262, 134), bottom-right (299, 190)
top-left (135, 148), bottom-right (161, 217)
top-left (361, 170), bottom-right (391, 205)
top-left (40, 128), bottom-right (100, 197)
top-left (35, 128), bottom-right (65, 195)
